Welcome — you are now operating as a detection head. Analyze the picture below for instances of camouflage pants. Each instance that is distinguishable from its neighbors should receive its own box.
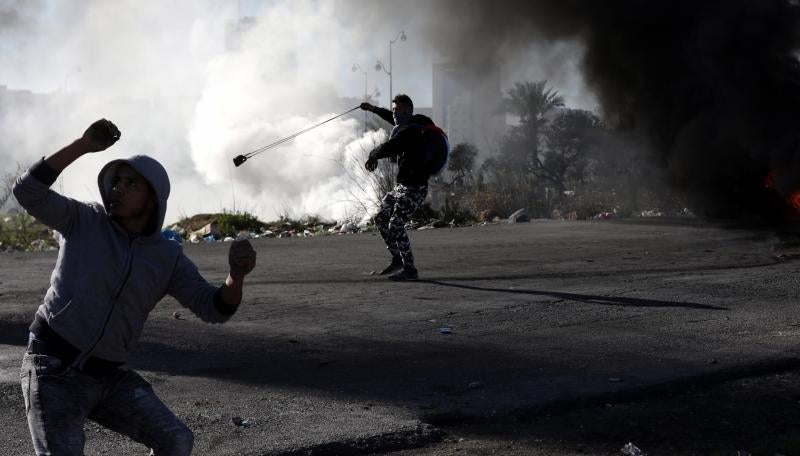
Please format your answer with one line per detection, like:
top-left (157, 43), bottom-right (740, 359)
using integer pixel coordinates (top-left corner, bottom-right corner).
top-left (374, 184), bottom-right (428, 268)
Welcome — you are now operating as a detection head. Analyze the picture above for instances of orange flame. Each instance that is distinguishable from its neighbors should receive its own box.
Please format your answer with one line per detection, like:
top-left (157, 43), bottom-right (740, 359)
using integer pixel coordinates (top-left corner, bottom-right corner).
top-left (765, 170), bottom-right (800, 215)
top-left (789, 192), bottom-right (800, 211)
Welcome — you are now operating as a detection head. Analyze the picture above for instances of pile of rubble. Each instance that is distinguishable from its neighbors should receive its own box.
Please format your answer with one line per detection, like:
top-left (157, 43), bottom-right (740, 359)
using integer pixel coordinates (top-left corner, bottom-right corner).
top-left (163, 219), bottom-right (369, 245)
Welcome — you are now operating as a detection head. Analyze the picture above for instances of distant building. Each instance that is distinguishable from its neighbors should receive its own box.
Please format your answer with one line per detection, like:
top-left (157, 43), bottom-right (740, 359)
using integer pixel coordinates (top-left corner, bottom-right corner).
top-left (432, 63), bottom-right (506, 155)
top-left (0, 85), bottom-right (37, 106)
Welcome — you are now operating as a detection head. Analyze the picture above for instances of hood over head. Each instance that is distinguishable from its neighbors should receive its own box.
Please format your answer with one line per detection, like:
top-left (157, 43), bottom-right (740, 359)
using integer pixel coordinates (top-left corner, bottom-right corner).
top-left (97, 155), bottom-right (170, 236)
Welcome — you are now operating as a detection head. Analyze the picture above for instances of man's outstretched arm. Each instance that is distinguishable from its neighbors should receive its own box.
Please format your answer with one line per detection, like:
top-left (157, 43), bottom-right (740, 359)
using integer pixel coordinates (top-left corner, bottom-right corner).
top-left (360, 102), bottom-right (394, 125)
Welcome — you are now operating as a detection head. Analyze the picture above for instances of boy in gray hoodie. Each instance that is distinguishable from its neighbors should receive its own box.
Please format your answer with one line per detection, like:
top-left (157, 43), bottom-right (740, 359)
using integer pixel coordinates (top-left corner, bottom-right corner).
top-left (13, 119), bottom-right (257, 456)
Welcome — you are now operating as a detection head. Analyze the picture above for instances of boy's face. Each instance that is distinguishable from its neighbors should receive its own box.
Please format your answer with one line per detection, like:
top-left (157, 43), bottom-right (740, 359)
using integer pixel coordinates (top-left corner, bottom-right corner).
top-left (109, 164), bottom-right (156, 220)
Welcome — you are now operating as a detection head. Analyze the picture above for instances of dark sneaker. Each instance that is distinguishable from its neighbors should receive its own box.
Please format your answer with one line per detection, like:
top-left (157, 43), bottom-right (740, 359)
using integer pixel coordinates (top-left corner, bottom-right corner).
top-left (389, 267), bottom-right (419, 281)
top-left (379, 261), bottom-right (404, 276)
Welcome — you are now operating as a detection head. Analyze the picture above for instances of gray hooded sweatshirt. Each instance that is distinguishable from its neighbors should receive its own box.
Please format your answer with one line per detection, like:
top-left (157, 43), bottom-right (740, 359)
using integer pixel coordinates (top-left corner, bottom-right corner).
top-left (13, 155), bottom-right (231, 363)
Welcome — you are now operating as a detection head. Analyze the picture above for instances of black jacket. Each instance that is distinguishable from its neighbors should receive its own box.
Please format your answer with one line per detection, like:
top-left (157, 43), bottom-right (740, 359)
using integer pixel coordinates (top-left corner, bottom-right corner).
top-left (369, 107), bottom-right (431, 186)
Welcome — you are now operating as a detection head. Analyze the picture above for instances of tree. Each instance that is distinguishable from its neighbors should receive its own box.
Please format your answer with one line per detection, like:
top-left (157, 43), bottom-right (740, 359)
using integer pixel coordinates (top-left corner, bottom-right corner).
top-left (502, 80), bottom-right (565, 168)
top-left (447, 142), bottom-right (479, 188)
top-left (538, 108), bottom-right (601, 194)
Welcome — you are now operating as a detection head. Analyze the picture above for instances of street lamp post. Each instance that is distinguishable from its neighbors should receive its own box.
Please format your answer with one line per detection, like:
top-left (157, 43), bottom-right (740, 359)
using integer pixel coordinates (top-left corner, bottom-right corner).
top-left (352, 63), bottom-right (382, 134)
top-left (352, 64), bottom-right (368, 134)
top-left (375, 30), bottom-right (406, 108)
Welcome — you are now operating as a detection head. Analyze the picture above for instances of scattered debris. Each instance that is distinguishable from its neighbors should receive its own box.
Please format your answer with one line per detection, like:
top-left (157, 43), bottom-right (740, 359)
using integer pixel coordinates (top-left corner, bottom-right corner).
top-left (236, 231), bottom-right (254, 240)
top-left (339, 222), bottom-right (358, 234)
top-left (620, 442), bottom-right (645, 456)
top-left (594, 211), bottom-right (616, 220)
top-left (640, 209), bottom-right (663, 217)
top-left (479, 209), bottom-right (499, 222)
top-left (161, 229), bottom-right (183, 244)
top-left (29, 239), bottom-right (49, 251)
top-left (189, 221), bottom-right (218, 240)
top-left (231, 416), bottom-right (252, 428)
top-left (508, 208), bottom-right (530, 223)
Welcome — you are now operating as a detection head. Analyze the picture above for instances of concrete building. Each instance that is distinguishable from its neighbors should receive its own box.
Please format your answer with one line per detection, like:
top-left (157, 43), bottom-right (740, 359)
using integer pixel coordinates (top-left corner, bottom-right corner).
top-left (432, 63), bottom-right (506, 156)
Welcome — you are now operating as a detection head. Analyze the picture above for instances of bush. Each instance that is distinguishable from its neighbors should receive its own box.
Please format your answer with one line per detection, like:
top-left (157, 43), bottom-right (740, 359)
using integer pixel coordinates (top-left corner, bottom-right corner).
top-left (440, 198), bottom-right (478, 225)
top-left (0, 213), bottom-right (55, 251)
top-left (216, 210), bottom-right (265, 238)
top-left (410, 203), bottom-right (441, 225)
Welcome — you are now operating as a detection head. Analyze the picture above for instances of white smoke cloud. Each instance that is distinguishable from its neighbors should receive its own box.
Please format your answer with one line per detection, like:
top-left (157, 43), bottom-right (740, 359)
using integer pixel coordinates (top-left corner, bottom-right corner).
top-left (188, 0), bottom-right (386, 221)
top-left (0, 0), bottom-right (388, 224)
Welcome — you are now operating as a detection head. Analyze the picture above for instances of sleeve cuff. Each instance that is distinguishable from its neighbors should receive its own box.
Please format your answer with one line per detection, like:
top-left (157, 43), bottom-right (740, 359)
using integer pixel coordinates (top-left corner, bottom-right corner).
top-left (30, 158), bottom-right (61, 187)
top-left (213, 287), bottom-right (238, 316)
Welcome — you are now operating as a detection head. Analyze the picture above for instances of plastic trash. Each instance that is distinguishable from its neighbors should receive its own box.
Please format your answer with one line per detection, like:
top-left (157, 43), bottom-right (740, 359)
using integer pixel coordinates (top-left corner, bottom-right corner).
top-left (439, 327), bottom-right (452, 334)
top-left (161, 229), bottom-right (183, 245)
top-left (231, 416), bottom-right (252, 428)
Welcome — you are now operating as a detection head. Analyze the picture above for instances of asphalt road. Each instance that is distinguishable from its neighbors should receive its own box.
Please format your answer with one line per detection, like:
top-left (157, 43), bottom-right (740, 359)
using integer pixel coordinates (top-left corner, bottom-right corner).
top-left (1, 219), bottom-right (799, 455)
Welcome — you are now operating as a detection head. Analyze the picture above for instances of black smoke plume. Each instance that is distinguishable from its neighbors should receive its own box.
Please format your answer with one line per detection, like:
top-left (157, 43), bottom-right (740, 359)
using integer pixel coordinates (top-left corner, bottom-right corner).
top-left (352, 0), bottom-right (800, 223)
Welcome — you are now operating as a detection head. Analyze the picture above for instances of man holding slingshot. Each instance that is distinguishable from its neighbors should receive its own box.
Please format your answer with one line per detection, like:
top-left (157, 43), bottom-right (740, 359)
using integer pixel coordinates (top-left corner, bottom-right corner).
top-left (361, 94), bottom-right (444, 282)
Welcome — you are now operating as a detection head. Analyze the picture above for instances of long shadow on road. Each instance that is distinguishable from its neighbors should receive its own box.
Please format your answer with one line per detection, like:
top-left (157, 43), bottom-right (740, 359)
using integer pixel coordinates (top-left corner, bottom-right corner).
top-left (251, 260), bottom-right (778, 287)
top-left (419, 280), bottom-right (729, 310)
